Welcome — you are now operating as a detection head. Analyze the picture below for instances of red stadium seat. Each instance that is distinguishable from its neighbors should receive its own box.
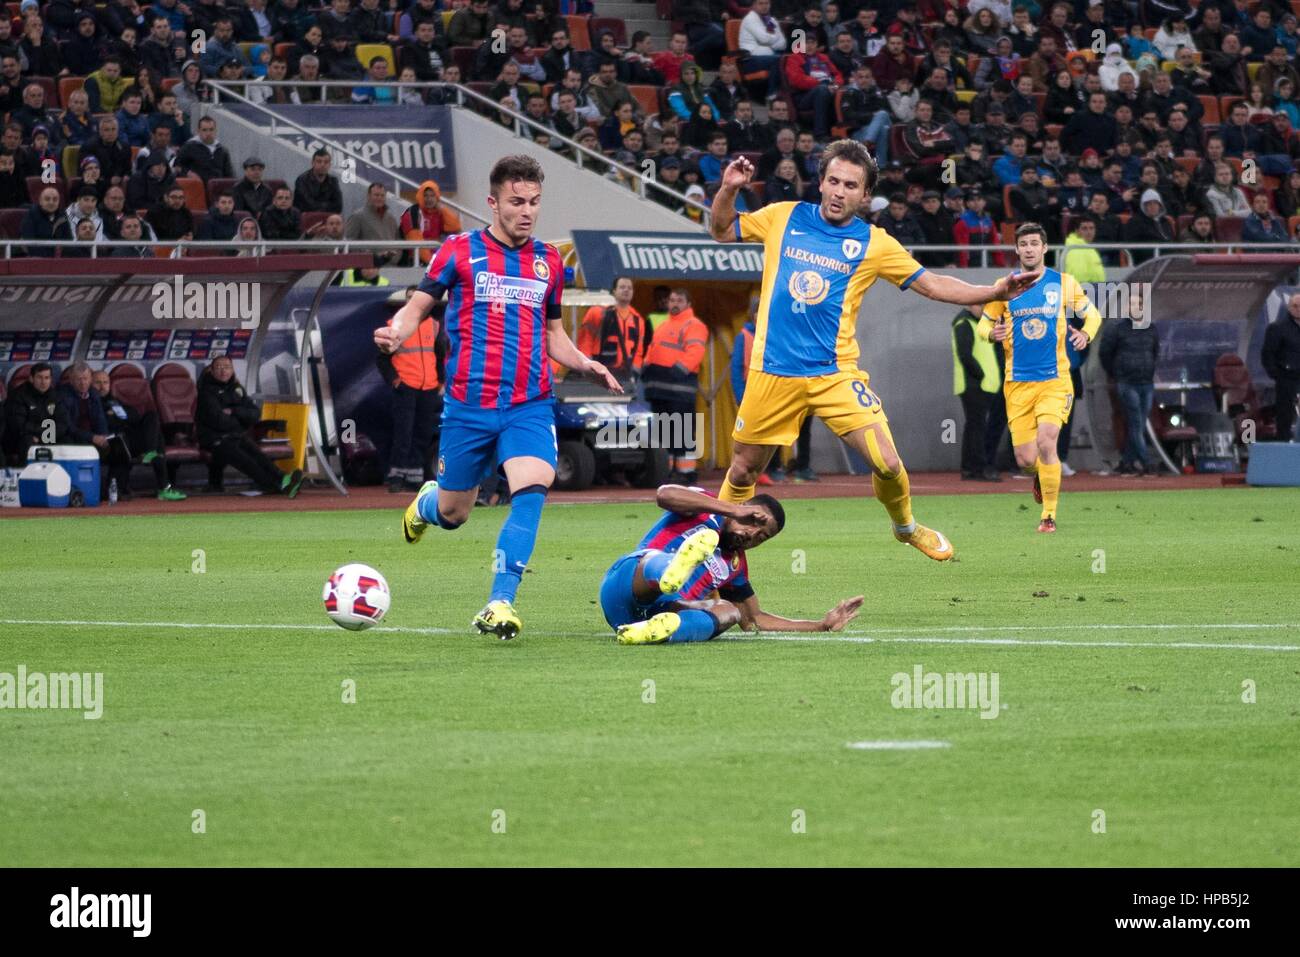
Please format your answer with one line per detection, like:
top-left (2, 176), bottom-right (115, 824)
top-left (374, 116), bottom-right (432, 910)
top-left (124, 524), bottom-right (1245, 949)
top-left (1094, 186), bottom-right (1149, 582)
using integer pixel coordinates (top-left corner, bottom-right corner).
top-left (26, 177), bottom-right (65, 206)
top-left (0, 207), bottom-right (26, 239)
top-left (205, 178), bottom-right (238, 205)
top-left (1214, 216), bottom-right (1245, 242)
top-left (449, 46), bottom-right (477, 78)
top-left (628, 84), bottom-right (660, 117)
top-left (565, 14), bottom-right (591, 51)
top-left (1213, 353), bottom-right (1277, 443)
top-left (589, 17), bottom-right (627, 47)
top-left (301, 211), bottom-right (332, 234)
top-left (7, 364), bottom-right (32, 392)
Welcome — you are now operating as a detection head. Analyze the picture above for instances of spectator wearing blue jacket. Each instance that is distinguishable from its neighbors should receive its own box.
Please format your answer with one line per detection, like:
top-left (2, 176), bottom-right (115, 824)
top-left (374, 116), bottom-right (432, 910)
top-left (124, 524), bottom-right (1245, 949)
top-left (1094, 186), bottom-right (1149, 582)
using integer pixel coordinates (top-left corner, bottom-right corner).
top-left (152, 0), bottom-right (191, 33)
top-left (57, 362), bottom-right (111, 452)
top-left (1243, 191), bottom-right (1293, 243)
top-left (199, 18), bottom-right (250, 77)
top-left (992, 133), bottom-right (1031, 187)
top-left (697, 131), bottom-right (729, 184)
top-left (115, 90), bottom-right (151, 147)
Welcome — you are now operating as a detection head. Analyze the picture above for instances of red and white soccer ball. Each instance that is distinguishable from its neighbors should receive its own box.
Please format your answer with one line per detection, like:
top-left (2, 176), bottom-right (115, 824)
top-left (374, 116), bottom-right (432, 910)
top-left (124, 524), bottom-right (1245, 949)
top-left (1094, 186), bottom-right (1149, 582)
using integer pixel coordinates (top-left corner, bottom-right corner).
top-left (323, 563), bottom-right (391, 630)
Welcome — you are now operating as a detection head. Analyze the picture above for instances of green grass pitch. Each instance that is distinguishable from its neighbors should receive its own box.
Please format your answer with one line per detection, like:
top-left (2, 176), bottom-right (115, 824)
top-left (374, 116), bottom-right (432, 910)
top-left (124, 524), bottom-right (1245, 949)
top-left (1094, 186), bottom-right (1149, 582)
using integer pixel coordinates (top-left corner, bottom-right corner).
top-left (2, 486), bottom-right (1298, 867)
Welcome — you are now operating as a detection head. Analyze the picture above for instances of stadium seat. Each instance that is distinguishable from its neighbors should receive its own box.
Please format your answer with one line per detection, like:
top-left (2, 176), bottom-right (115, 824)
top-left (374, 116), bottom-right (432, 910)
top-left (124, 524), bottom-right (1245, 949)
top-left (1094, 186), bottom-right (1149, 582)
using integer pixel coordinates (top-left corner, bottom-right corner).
top-left (1213, 353), bottom-right (1277, 444)
top-left (108, 363), bottom-right (145, 384)
top-left (1150, 403), bottom-right (1199, 469)
top-left (565, 14), bottom-right (591, 51)
top-left (449, 46), bottom-right (477, 78)
top-left (274, 42), bottom-right (294, 60)
top-left (26, 177), bottom-right (65, 206)
top-left (301, 211), bottom-right (332, 234)
top-left (177, 176), bottom-right (207, 212)
top-left (589, 17), bottom-right (627, 47)
top-left (356, 43), bottom-right (396, 74)
top-left (61, 145), bottom-right (80, 181)
top-left (205, 178), bottom-right (238, 205)
top-left (628, 84), bottom-right (659, 117)
top-left (1176, 213), bottom-right (1195, 235)
top-left (7, 364), bottom-right (32, 392)
top-left (161, 77), bottom-right (181, 94)
top-left (1215, 216), bottom-right (1245, 242)
top-left (440, 10), bottom-right (453, 30)
top-left (1198, 95), bottom-right (1220, 126)
top-left (58, 76), bottom-right (83, 110)
top-left (0, 207), bottom-right (26, 239)
top-left (1289, 214), bottom-right (1300, 237)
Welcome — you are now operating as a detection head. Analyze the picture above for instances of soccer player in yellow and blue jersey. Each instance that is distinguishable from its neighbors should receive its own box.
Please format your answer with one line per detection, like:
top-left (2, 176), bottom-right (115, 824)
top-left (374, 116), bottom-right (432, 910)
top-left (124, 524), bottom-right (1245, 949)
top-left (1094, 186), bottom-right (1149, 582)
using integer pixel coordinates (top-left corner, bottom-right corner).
top-left (977, 222), bottom-right (1102, 532)
top-left (708, 140), bottom-right (1036, 561)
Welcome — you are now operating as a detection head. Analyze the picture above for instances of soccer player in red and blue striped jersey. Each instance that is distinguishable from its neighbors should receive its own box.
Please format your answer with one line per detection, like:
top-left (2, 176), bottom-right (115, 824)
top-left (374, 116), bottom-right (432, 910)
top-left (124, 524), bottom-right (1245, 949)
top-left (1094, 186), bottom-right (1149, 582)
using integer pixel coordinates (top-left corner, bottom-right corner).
top-left (599, 485), bottom-right (864, 645)
top-left (375, 155), bottom-right (622, 640)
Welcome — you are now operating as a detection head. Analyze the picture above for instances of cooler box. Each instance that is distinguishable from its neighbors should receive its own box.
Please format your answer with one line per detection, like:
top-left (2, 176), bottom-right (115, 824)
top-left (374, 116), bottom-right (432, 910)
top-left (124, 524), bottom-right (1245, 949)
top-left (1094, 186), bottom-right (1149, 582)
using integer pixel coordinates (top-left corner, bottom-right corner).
top-left (25, 445), bottom-right (101, 507)
top-left (18, 462), bottom-right (72, 508)
top-left (1247, 442), bottom-right (1300, 486)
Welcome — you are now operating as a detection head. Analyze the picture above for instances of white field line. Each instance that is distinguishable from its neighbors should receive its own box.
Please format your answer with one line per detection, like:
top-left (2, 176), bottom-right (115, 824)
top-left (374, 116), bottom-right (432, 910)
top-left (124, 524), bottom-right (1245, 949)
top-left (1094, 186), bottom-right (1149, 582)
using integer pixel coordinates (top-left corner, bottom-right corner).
top-left (846, 740), bottom-right (952, 750)
top-left (0, 618), bottom-right (451, 635)
top-left (1, 618), bottom-right (1296, 651)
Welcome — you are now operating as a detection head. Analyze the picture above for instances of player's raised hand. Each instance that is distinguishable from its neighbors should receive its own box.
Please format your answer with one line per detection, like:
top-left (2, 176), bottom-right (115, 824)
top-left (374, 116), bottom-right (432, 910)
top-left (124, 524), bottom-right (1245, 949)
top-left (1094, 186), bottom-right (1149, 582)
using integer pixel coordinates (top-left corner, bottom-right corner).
top-left (1068, 326), bottom-right (1090, 349)
top-left (721, 157), bottom-right (754, 189)
top-left (822, 595), bottom-right (864, 632)
top-left (584, 359), bottom-right (624, 393)
top-left (994, 271), bottom-right (1038, 300)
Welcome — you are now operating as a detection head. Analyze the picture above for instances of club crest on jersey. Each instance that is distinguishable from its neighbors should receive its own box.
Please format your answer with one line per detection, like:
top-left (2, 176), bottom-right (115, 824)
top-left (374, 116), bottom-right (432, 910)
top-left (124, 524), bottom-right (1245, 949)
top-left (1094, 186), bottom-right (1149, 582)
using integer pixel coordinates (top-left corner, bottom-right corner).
top-left (842, 239), bottom-right (862, 259)
top-left (533, 257), bottom-right (550, 282)
top-left (1022, 317), bottom-right (1049, 340)
top-left (788, 269), bottom-right (830, 306)
top-left (1043, 284), bottom-right (1060, 310)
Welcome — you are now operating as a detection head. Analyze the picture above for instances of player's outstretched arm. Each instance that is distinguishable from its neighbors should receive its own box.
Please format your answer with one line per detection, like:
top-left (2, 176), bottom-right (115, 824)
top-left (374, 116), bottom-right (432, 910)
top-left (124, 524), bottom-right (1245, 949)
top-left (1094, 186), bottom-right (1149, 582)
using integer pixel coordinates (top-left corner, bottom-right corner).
top-left (546, 319), bottom-right (624, 393)
top-left (708, 157), bottom-right (755, 243)
top-left (909, 269), bottom-right (1037, 307)
top-left (737, 594), bottom-right (864, 633)
top-left (655, 483), bottom-right (769, 522)
top-left (374, 290), bottom-right (435, 354)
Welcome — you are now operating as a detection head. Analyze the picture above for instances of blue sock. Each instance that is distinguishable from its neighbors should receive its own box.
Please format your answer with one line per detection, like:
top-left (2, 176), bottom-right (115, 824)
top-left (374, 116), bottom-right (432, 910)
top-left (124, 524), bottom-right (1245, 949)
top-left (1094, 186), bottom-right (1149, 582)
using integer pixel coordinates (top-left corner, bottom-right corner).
top-left (666, 609), bottom-right (719, 643)
top-left (416, 486), bottom-right (460, 529)
top-left (489, 485), bottom-right (546, 603)
top-left (641, 550), bottom-right (672, 588)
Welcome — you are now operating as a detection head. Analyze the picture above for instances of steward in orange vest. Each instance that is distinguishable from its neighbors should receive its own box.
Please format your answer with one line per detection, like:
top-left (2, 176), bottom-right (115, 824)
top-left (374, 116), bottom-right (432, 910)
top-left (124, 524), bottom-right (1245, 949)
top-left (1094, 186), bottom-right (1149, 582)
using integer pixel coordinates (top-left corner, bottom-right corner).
top-left (642, 289), bottom-right (709, 480)
top-left (577, 277), bottom-right (653, 380)
top-left (377, 304), bottom-right (447, 492)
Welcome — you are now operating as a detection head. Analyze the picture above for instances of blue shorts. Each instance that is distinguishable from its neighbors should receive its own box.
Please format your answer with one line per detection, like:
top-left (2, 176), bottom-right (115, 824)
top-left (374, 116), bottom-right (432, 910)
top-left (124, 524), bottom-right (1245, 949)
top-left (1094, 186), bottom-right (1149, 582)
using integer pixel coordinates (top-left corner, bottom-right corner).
top-left (436, 397), bottom-right (558, 491)
top-left (599, 550), bottom-right (680, 628)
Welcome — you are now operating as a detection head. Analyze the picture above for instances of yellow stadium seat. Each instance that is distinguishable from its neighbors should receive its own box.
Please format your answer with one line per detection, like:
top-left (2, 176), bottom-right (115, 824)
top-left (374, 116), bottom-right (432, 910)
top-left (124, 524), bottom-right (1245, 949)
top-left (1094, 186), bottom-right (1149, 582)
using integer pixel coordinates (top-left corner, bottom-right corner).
top-left (356, 43), bottom-right (396, 75)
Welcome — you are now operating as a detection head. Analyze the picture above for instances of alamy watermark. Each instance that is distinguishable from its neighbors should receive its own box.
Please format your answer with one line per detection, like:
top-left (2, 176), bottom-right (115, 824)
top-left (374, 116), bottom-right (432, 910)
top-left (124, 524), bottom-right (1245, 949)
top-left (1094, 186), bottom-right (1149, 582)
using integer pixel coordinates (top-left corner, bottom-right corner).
top-left (0, 665), bottom-right (103, 719)
top-left (151, 276), bottom-right (261, 326)
top-left (890, 665), bottom-right (1000, 719)
top-left (595, 411), bottom-right (703, 458)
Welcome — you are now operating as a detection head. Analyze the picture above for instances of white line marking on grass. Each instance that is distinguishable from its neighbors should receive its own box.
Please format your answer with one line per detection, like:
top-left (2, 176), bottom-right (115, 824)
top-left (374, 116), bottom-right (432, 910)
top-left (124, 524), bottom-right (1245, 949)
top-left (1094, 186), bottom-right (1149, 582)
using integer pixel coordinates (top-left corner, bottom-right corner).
top-left (846, 740), bottom-right (952, 750)
top-left (0, 618), bottom-right (452, 635)
top-left (856, 623), bottom-right (1297, 634)
top-left (719, 634), bottom-right (1299, 652)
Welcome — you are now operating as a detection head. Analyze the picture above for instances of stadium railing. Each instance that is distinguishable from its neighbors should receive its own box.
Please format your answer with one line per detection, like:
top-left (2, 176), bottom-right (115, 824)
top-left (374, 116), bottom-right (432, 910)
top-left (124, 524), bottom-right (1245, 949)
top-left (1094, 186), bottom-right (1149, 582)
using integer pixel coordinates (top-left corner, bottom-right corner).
top-left (7, 240), bottom-right (1300, 261)
top-left (205, 80), bottom-right (488, 229)
top-left (206, 80), bottom-right (715, 223)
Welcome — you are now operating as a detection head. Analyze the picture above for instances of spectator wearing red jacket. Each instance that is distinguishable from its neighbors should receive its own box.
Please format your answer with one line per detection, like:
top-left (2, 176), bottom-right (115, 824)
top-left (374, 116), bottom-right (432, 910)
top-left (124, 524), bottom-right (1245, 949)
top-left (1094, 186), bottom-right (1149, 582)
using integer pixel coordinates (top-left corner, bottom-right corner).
top-left (953, 190), bottom-right (1007, 268)
top-left (870, 32), bottom-right (913, 92)
top-left (652, 30), bottom-right (696, 86)
top-left (783, 33), bottom-right (842, 139)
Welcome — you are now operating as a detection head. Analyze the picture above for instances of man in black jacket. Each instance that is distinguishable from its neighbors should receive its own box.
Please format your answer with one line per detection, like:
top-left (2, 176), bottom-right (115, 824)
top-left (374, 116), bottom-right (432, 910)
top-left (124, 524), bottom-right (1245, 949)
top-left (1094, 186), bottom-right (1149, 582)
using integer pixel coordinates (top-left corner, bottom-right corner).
top-left (1099, 304), bottom-right (1161, 474)
top-left (913, 189), bottom-right (955, 267)
top-left (82, 115), bottom-right (134, 184)
top-left (175, 115), bottom-right (235, 182)
top-left (148, 184), bottom-right (195, 240)
top-left (672, 0), bottom-right (726, 71)
top-left (197, 355), bottom-right (303, 495)
top-left (232, 156), bottom-right (274, 217)
top-left (258, 185), bottom-right (304, 240)
top-left (1262, 291), bottom-right (1300, 441)
top-left (91, 369), bottom-right (187, 499)
top-left (952, 308), bottom-right (1000, 481)
top-left (20, 187), bottom-right (72, 257)
top-left (56, 362), bottom-right (111, 462)
top-left (294, 148), bottom-right (343, 214)
top-left (2, 363), bottom-right (70, 463)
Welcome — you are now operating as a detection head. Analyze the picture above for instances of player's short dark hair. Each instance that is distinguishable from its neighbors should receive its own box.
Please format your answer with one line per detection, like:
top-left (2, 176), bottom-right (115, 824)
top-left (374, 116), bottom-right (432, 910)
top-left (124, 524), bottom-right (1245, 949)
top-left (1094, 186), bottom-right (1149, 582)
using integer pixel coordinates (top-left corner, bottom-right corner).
top-left (1015, 221), bottom-right (1048, 243)
top-left (489, 154), bottom-right (545, 196)
top-left (670, 285), bottom-right (690, 301)
top-left (751, 494), bottom-right (786, 534)
top-left (31, 361), bottom-right (53, 376)
top-left (312, 147), bottom-right (330, 159)
top-left (610, 275), bottom-right (632, 293)
top-left (817, 139), bottom-right (878, 193)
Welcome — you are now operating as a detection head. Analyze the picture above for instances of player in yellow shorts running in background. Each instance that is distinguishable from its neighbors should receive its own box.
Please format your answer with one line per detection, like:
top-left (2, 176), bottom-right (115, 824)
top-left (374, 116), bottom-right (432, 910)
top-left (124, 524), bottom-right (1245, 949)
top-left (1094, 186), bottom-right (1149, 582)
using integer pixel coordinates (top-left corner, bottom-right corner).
top-left (708, 140), bottom-right (1036, 561)
top-left (978, 222), bottom-right (1102, 533)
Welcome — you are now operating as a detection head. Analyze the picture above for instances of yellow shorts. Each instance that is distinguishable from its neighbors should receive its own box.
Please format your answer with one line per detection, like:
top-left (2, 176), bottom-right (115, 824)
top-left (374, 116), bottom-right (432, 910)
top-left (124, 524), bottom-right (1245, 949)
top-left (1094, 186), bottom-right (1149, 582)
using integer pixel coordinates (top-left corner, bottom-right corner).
top-left (1005, 379), bottom-right (1074, 447)
top-left (733, 369), bottom-right (887, 446)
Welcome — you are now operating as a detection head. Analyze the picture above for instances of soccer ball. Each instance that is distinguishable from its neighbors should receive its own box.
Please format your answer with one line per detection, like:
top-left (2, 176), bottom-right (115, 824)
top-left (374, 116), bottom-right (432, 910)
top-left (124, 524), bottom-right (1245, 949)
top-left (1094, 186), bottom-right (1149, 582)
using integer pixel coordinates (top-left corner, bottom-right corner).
top-left (323, 563), bottom-right (391, 630)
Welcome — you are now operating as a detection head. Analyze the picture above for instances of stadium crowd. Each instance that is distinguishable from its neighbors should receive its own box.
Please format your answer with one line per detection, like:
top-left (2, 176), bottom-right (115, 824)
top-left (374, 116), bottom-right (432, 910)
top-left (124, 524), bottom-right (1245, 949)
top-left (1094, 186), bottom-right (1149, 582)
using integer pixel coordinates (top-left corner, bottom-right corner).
top-left (3, 0), bottom-right (1300, 257)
